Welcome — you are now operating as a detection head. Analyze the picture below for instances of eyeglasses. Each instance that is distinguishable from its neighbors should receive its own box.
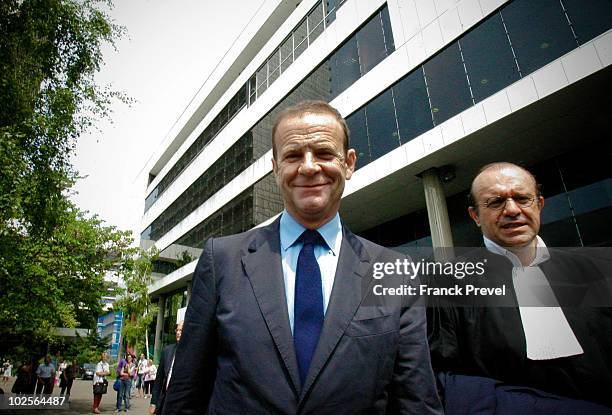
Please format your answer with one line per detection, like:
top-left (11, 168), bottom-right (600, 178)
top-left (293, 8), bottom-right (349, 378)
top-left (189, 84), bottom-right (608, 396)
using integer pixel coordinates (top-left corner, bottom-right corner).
top-left (482, 194), bottom-right (537, 210)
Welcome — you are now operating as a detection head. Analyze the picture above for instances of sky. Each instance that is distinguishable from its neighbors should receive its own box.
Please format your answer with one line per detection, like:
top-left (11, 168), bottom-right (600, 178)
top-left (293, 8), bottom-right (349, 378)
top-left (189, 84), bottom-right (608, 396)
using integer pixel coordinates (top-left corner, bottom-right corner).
top-left (71, 0), bottom-right (265, 243)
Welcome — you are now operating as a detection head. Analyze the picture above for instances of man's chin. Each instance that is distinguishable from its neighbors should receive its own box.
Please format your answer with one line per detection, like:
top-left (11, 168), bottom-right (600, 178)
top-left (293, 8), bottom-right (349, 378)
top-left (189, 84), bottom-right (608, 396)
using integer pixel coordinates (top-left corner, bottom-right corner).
top-left (498, 236), bottom-right (535, 249)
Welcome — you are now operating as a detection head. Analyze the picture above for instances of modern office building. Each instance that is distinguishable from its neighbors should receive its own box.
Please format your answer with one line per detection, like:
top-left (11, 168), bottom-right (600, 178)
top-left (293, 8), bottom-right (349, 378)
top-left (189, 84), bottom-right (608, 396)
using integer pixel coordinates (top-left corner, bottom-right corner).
top-left (140, 0), bottom-right (612, 357)
top-left (97, 310), bottom-right (123, 360)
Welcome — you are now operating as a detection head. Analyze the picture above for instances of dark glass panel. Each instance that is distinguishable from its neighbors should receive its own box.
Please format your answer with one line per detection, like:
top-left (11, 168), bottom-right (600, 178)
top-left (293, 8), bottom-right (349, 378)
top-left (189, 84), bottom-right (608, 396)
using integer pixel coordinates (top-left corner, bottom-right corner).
top-left (364, 89), bottom-right (400, 161)
top-left (380, 6), bottom-right (395, 53)
top-left (249, 75), bottom-right (256, 105)
top-left (256, 64), bottom-right (267, 95)
top-left (356, 10), bottom-right (388, 75)
top-left (280, 36), bottom-right (293, 73)
top-left (328, 36), bottom-right (360, 99)
top-left (423, 43), bottom-right (472, 125)
top-left (308, 2), bottom-right (324, 43)
top-left (268, 66), bottom-right (280, 85)
top-left (460, 14), bottom-right (520, 103)
top-left (501, 0), bottom-right (576, 76)
top-left (576, 207), bottom-right (612, 246)
top-left (346, 108), bottom-right (370, 169)
top-left (540, 218), bottom-right (582, 246)
top-left (324, 0), bottom-right (337, 25)
top-left (393, 68), bottom-right (433, 143)
top-left (564, 0), bottom-right (612, 45)
top-left (294, 19), bottom-right (308, 59)
top-left (268, 49), bottom-right (280, 73)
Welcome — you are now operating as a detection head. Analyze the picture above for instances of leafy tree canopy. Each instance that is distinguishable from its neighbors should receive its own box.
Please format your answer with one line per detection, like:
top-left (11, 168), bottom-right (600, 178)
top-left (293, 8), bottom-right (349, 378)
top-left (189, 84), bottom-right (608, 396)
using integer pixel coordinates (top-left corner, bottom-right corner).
top-left (0, 0), bottom-right (134, 358)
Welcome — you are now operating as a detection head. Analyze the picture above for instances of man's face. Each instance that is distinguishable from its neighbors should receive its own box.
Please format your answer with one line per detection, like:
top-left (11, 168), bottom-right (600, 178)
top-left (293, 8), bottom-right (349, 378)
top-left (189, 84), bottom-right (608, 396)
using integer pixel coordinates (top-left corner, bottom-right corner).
top-left (272, 112), bottom-right (356, 228)
top-left (101, 353), bottom-right (108, 362)
top-left (468, 166), bottom-right (544, 248)
top-left (176, 322), bottom-right (183, 342)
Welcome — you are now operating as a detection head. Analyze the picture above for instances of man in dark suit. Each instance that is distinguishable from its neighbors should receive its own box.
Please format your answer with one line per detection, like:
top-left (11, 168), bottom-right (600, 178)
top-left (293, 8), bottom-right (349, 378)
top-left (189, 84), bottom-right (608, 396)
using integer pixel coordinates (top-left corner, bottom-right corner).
top-left (163, 101), bottom-right (442, 414)
top-left (429, 162), bottom-right (612, 410)
top-left (149, 321), bottom-right (183, 415)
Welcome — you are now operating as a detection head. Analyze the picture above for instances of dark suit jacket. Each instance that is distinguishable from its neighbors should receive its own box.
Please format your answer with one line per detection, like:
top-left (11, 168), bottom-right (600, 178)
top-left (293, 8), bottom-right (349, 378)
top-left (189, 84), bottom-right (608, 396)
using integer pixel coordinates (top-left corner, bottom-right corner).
top-left (429, 248), bottom-right (612, 408)
top-left (151, 343), bottom-right (176, 414)
top-left (164, 218), bottom-right (442, 414)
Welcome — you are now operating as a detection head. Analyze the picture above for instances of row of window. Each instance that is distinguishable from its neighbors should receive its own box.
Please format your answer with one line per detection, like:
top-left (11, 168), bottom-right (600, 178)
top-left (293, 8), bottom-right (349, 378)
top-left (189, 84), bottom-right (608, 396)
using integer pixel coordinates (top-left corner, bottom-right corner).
top-left (145, 0), bottom-right (345, 213)
top-left (142, 133), bottom-right (254, 242)
top-left (142, 6), bottom-right (394, 243)
top-left (171, 173), bottom-right (284, 250)
top-left (145, 86), bottom-right (247, 212)
top-left (346, 0), bottom-right (612, 169)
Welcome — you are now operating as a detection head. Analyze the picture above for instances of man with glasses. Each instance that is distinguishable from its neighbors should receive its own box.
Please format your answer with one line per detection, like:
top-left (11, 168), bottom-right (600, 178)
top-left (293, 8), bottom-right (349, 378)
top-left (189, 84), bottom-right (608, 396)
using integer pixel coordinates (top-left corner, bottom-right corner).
top-left (429, 162), bottom-right (612, 412)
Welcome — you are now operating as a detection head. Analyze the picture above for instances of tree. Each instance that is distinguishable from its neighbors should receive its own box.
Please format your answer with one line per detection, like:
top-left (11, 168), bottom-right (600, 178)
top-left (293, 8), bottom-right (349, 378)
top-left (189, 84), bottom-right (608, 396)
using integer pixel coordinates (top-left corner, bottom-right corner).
top-left (0, 0), bottom-right (128, 238)
top-left (0, 202), bottom-right (134, 357)
top-left (0, 0), bottom-right (132, 359)
top-left (64, 330), bottom-right (111, 365)
top-left (114, 248), bottom-right (159, 358)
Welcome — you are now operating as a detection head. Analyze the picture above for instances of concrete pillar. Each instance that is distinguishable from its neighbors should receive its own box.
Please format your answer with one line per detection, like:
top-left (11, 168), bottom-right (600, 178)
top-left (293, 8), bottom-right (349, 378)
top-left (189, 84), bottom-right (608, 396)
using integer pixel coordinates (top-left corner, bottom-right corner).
top-left (421, 168), bottom-right (454, 261)
top-left (153, 295), bottom-right (165, 363)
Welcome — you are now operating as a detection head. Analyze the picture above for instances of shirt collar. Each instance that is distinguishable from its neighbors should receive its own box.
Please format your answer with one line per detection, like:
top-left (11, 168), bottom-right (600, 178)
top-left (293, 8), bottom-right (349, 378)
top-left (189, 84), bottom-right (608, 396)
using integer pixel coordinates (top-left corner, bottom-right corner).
top-left (280, 210), bottom-right (342, 256)
top-left (484, 235), bottom-right (550, 267)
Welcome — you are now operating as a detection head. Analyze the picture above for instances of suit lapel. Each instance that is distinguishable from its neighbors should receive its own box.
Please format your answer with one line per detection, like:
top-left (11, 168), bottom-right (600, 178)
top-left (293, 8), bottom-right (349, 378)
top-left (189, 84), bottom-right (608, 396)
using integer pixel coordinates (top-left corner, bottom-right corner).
top-left (299, 227), bottom-right (371, 402)
top-left (241, 219), bottom-right (301, 393)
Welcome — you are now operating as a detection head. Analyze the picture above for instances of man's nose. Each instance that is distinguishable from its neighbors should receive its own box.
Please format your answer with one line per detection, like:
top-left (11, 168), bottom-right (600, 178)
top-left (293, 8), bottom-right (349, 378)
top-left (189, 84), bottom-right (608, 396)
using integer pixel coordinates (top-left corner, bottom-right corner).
top-left (503, 198), bottom-right (522, 215)
top-left (298, 152), bottom-right (319, 175)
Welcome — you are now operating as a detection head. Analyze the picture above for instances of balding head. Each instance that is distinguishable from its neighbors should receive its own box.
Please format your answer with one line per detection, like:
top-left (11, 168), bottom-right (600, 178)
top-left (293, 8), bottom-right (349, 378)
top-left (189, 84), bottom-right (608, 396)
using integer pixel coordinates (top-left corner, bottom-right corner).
top-left (469, 162), bottom-right (539, 211)
top-left (467, 162), bottom-right (544, 251)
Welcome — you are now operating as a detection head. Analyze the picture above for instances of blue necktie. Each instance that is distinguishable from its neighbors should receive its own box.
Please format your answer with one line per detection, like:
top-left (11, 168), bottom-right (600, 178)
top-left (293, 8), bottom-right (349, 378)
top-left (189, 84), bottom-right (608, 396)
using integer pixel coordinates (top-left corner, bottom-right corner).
top-left (294, 229), bottom-right (325, 385)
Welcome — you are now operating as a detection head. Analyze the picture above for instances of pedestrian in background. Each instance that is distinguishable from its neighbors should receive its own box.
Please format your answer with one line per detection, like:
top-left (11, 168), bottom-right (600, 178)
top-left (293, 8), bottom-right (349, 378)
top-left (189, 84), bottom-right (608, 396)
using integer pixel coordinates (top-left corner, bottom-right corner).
top-left (143, 359), bottom-right (156, 399)
top-left (60, 359), bottom-right (78, 399)
top-left (35, 355), bottom-right (55, 395)
top-left (136, 353), bottom-right (147, 398)
top-left (92, 352), bottom-right (110, 414)
top-left (117, 354), bottom-right (134, 412)
top-left (2, 360), bottom-right (12, 385)
top-left (149, 322), bottom-right (182, 415)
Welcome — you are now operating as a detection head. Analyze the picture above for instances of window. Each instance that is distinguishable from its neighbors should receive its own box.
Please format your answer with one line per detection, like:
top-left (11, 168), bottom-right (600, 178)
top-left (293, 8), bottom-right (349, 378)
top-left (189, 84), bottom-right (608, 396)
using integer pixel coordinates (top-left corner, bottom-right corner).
top-left (501, 0), bottom-right (576, 76)
top-left (423, 43), bottom-right (472, 125)
top-left (460, 14), bottom-right (520, 103)
top-left (563, 0), bottom-right (612, 45)
top-left (364, 90), bottom-right (401, 160)
top-left (280, 36), bottom-right (293, 74)
top-left (346, 108), bottom-right (370, 168)
top-left (392, 69), bottom-right (433, 144)
top-left (308, 2), bottom-right (324, 44)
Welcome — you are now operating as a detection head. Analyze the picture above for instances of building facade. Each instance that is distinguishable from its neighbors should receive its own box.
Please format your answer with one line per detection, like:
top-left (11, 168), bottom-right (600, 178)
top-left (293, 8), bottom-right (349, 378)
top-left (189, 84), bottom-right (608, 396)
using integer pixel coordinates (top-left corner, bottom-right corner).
top-left (97, 310), bottom-right (123, 360)
top-left (140, 0), bottom-right (612, 357)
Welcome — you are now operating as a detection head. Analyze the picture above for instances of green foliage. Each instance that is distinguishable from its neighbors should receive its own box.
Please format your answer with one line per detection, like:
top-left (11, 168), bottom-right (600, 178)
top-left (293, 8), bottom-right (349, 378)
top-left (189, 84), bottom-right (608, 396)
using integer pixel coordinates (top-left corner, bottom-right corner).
top-left (114, 248), bottom-right (159, 354)
top-left (0, 0), bottom-right (133, 359)
top-left (64, 330), bottom-right (111, 364)
top-left (0, 202), bottom-right (134, 349)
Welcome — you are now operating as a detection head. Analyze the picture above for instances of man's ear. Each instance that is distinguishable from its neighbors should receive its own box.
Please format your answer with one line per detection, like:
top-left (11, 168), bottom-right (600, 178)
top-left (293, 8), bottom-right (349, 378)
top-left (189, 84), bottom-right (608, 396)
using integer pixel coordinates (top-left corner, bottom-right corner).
top-left (344, 149), bottom-right (357, 179)
top-left (537, 195), bottom-right (544, 210)
top-left (272, 157), bottom-right (281, 185)
top-left (468, 206), bottom-right (480, 227)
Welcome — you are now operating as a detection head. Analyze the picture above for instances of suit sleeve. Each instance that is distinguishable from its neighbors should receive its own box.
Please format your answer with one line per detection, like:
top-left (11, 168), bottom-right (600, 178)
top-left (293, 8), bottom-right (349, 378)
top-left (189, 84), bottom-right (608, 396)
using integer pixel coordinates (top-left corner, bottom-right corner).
top-left (162, 238), bottom-right (218, 415)
top-left (150, 347), bottom-right (166, 406)
top-left (387, 258), bottom-right (444, 414)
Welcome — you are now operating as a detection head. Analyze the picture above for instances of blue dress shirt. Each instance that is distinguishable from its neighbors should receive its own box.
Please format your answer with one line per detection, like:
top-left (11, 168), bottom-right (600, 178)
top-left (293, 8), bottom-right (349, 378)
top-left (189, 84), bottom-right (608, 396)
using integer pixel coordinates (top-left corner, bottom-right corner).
top-left (279, 210), bottom-right (342, 333)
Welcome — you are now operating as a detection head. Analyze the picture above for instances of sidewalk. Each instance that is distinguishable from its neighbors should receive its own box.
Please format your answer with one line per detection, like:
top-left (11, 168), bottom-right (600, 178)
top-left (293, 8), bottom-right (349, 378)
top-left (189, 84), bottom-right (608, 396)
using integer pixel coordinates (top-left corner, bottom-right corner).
top-left (1, 377), bottom-right (151, 415)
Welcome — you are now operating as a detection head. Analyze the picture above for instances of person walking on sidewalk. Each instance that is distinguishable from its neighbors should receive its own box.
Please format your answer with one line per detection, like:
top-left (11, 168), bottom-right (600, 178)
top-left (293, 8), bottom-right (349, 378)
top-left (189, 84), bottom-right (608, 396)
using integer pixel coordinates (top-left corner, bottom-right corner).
top-left (92, 352), bottom-right (110, 414)
top-left (35, 355), bottom-right (55, 395)
top-left (117, 354), bottom-right (135, 412)
top-left (60, 359), bottom-right (78, 399)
